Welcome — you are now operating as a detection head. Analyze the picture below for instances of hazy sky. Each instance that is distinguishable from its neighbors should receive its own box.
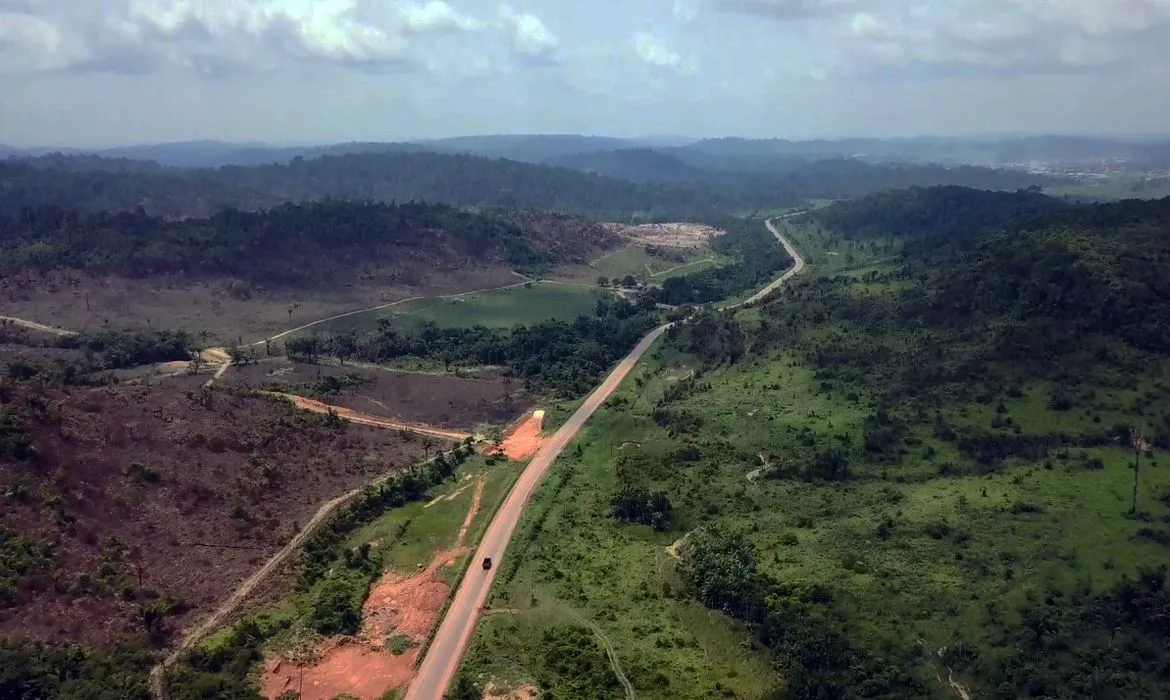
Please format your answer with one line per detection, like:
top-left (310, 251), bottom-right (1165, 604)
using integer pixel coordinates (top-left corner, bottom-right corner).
top-left (1, 0), bottom-right (1169, 146)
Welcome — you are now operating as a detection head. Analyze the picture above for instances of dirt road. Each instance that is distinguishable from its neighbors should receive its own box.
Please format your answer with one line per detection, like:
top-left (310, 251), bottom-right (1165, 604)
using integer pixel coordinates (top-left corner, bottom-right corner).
top-left (404, 216), bottom-right (807, 700)
top-left (0, 315), bottom-right (78, 337)
top-left (731, 214), bottom-right (807, 309)
top-left (276, 393), bottom-right (472, 442)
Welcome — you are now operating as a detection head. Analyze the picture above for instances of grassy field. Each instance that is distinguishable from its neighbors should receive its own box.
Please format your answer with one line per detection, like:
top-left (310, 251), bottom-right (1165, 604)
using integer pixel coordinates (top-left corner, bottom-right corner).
top-left (394, 282), bottom-right (612, 330)
top-left (458, 218), bottom-right (1170, 698)
top-left (294, 281), bottom-right (614, 338)
top-left (589, 243), bottom-right (728, 285)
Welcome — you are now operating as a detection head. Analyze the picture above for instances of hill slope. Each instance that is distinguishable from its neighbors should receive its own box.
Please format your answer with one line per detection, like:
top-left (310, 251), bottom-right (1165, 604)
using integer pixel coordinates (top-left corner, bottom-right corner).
top-left (0, 200), bottom-right (618, 288)
top-left (455, 190), bottom-right (1170, 699)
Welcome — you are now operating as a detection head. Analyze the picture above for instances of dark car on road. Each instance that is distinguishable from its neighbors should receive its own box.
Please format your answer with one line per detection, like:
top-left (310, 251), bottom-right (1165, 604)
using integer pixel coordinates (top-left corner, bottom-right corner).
top-left (482, 557), bottom-right (492, 570)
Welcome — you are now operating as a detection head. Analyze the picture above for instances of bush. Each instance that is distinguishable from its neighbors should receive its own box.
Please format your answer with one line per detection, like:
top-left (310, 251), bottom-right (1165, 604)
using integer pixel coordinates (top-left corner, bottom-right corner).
top-left (308, 575), bottom-right (364, 636)
top-left (0, 639), bottom-right (156, 699)
top-left (611, 487), bottom-right (674, 531)
top-left (385, 634), bottom-right (414, 656)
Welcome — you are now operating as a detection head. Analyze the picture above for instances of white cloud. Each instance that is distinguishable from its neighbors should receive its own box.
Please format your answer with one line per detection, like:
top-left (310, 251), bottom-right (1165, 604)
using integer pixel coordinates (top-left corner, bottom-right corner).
top-left (397, 0), bottom-right (481, 34)
top-left (497, 5), bottom-right (558, 59)
top-left (632, 31), bottom-right (692, 72)
top-left (827, 0), bottom-right (1170, 79)
top-left (0, 0), bottom-right (495, 75)
top-left (0, 10), bottom-right (89, 74)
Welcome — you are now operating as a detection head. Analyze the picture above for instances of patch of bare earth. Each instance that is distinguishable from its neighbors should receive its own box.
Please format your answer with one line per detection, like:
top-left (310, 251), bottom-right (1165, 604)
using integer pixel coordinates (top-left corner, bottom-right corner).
top-left (602, 222), bottom-right (726, 248)
top-left (262, 563), bottom-right (450, 700)
top-left (262, 477), bottom-right (487, 700)
top-left (488, 410), bottom-right (545, 461)
top-left (228, 359), bottom-right (537, 430)
top-left (0, 380), bottom-right (426, 648)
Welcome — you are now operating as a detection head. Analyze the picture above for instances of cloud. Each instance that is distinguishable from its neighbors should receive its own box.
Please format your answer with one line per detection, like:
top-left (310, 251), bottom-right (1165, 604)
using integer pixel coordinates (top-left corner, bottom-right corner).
top-left (0, 0), bottom-right (495, 76)
top-left (1019, 0), bottom-right (1170, 36)
top-left (828, 0), bottom-right (1170, 79)
top-left (0, 10), bottom-right (89, 74)
top-left (632, 31), bottom-right (693, 72)
top-left (497, 5), bottom-right (559, 60)
top-left (397, 0), bottom-right (482, 34)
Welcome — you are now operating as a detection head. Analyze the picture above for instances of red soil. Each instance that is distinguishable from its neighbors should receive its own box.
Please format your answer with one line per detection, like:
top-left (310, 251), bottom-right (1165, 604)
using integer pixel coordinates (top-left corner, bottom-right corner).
top-left (262, 476), bottom-right (487, 700)
top-left (263, 561), bottom-right (452, 700)
top-left (490, 410), bottom-right (545, 461)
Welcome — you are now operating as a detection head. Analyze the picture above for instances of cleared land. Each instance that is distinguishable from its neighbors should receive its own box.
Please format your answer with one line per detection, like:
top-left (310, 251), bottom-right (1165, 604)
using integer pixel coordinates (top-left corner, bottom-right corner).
top-left (0, 377), bottom-right (428, 648)
top-left (0, 268), bottom-right (521, 346)
top-left (227, 359), bottom-right (535, 431)
top-left (603, 222), bottom-right (726, 248)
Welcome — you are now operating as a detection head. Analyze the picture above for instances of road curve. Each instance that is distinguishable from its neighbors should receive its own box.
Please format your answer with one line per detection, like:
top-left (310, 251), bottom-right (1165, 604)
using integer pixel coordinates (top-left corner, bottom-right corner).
top-left (404, 215), bottom-right (807, 700)
top-left (735, 216), bottom-right (807, 308)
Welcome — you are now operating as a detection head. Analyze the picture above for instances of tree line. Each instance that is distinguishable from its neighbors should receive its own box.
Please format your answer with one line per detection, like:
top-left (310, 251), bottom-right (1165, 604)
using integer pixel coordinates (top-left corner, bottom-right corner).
top-left (290, 296), bottom-right (663, 395)
top-left (0, 200), bottom-right (560, 287)
top-left (3, 150), bottom-right (1051, 222)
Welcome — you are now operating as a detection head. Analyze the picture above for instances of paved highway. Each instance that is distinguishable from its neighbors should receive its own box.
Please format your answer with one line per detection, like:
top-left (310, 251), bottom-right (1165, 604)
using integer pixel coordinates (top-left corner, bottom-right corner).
top-left (404, 215), bottom-right (806, 699)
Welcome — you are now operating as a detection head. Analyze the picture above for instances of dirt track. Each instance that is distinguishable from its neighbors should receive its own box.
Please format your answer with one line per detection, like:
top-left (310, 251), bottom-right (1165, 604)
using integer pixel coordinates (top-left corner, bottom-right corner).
top-left (244, 280), bottom-right (533, 348)
top-left (403, 215), bottom-right (806, 700)
top-left (274, 393), bottom-right (472, 442)
top-left (0, 315), bottom-right (78, 337)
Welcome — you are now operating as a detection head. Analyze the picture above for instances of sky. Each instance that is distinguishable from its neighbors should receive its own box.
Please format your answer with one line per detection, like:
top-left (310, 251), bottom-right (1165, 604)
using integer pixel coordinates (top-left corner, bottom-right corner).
top-left (1, 0), bottom-right (1169, 147)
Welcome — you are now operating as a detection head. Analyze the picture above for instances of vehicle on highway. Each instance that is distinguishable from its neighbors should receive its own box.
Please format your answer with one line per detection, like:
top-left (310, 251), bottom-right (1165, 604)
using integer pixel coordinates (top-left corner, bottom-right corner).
top-left (482, 557), bottom-right (492, 570)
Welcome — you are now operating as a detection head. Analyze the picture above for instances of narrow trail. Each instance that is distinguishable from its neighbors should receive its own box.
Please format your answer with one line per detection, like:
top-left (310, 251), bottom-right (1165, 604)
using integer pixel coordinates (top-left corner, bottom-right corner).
top-left (565, 608), bottom-right (636, 700)
top-left (455, 478), bottom-right (487, 548)
top-left (649, 257), bottom-right (718, 279)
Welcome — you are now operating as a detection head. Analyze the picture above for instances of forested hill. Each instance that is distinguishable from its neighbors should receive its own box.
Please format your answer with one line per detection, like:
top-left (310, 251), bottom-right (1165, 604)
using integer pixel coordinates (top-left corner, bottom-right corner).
top-left (810, 185), bottom-right (1066, 243)
top-left (0, 200), bottom-right (617, 287)
top-left (0, 160), bottom-right (278, 219)
top-left (793, 190), bottom-right (1170, 396)
top-left (4, 149), bottom-right (1052, 221)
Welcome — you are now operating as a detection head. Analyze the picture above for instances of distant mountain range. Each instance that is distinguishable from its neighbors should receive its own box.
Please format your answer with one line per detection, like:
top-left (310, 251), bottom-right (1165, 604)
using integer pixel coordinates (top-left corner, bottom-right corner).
top-left (5, 134), bottom-right (1170, 171)
top-left (1, 145), bottom-right (1053, 222)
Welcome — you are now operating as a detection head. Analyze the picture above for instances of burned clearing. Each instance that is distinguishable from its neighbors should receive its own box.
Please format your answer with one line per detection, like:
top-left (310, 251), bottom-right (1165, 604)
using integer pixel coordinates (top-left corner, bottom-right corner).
top-left (0, 378), bottom-right (431, 649)
top-left (226, 359), bottom-right (537, 430)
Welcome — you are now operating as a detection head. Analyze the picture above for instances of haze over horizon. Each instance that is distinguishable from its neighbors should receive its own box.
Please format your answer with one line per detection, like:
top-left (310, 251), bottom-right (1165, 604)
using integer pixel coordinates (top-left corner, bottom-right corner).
top-left (2, 0), bottom-right (1169, 147)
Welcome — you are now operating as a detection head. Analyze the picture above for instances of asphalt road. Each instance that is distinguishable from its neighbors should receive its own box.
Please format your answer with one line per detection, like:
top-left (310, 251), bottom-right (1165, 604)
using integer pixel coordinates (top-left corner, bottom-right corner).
top-left (404, 216), bottom-right (806, 700)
